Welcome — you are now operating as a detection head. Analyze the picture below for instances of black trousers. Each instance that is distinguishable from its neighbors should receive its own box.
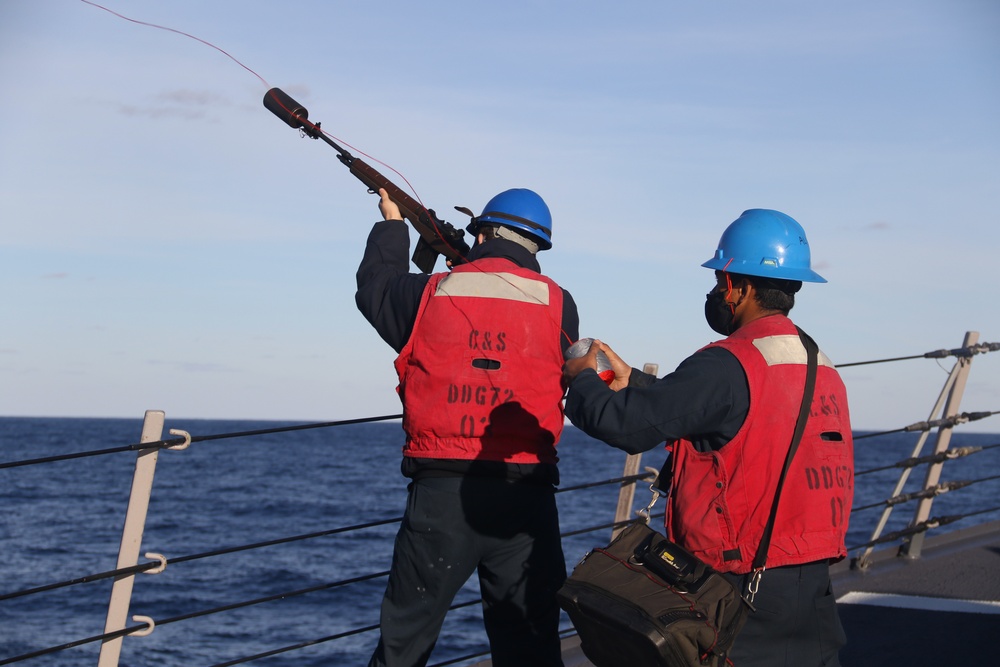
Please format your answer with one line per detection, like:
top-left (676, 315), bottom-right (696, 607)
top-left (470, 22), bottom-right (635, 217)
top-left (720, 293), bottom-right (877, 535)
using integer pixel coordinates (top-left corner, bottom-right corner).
top-left (367, 476), bottom-right (566, 667)
top-left (724, 560), bottom-right (846, 666)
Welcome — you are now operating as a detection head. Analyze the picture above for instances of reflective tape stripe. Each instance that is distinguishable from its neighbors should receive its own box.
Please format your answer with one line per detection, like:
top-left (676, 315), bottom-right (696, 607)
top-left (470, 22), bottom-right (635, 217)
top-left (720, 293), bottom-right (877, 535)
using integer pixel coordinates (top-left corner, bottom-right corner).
top-left (434, 272), bottom-right (550, 304)
top-left (753, 335), bottom-right (835, 368)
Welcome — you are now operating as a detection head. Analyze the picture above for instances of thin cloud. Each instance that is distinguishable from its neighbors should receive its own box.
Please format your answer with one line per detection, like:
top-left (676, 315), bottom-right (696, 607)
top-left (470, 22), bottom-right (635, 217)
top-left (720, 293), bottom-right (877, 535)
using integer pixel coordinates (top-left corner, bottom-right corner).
top-left (155, 89), bottom-right (232, 107)
top-left (117, 104), bottom-right (208, 120)
top-left (115, 89), bottom-right (233, 121)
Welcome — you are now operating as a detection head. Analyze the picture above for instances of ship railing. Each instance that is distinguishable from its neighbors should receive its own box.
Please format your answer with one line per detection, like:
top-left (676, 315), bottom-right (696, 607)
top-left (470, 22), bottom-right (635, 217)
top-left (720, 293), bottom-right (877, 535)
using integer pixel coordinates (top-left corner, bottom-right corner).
top-left (1, 332), bottom-right (998, 666)
top-left (0, 412), bottom-right (659, 667)
top-left (836, 330), bottom-right (1000, 569)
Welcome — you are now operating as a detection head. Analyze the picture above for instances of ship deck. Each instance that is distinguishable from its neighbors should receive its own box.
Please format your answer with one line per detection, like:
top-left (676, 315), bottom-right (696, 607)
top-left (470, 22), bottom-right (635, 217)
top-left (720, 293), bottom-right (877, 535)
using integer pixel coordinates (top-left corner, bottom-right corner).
top-left (832, 519), bottom-right (1000, 666)
top-left (478, 520), bottom-right (1000, 667)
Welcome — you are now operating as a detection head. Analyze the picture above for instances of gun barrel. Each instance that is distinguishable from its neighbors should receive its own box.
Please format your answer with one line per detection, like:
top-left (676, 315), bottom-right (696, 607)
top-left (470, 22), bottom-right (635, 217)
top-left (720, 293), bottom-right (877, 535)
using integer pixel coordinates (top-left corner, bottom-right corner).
top-left (262, 86), bottom-right (468, 271)
top-left (263, 88), bottom-right (310, 130)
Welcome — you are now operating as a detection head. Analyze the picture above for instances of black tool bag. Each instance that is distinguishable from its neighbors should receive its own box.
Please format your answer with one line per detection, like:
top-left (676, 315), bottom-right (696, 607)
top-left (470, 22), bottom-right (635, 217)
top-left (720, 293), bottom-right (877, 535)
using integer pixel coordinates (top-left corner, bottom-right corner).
top-left (557, 520), bottom-right (747, 666)
top-left (558, 328), bottom-right (820, 667)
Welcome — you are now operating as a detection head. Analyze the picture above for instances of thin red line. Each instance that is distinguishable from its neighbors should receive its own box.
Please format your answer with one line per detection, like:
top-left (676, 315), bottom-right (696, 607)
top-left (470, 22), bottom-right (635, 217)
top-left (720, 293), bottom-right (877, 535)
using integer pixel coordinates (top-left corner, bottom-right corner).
top-left (82, 2), bottom-right (426, 208)
top-left (81, 2), bottom-right (424, 206)
top-left (79, 0), bottom-right (573, 346)
top-left (80, 0), bottom-right (269, 88)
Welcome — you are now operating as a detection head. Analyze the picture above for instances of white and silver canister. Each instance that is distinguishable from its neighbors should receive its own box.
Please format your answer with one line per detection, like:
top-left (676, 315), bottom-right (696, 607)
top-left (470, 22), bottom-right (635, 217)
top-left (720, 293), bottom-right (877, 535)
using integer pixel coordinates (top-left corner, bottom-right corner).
top-left (565, 338), bottom-right (615, 385)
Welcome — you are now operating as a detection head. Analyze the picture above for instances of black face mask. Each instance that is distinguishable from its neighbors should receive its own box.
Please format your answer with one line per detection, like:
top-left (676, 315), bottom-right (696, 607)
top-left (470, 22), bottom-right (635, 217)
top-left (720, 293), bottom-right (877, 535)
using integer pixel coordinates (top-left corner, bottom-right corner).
top-left (704, 289), bottom-right (736, 336)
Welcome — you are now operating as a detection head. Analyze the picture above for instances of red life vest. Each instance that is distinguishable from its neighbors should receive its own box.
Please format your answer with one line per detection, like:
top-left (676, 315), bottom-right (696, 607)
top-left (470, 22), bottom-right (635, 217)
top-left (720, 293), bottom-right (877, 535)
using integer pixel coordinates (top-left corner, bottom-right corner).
top-left (665, 315), bottom-right (854, 574)
top-left (394, 257), bottom-right (566, 464)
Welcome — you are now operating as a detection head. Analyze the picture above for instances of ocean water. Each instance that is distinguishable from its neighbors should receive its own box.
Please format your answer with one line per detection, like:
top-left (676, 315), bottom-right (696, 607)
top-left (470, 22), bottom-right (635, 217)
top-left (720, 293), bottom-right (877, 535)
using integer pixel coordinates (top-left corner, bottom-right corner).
top-left (1, 417), bottom-right (998, 667)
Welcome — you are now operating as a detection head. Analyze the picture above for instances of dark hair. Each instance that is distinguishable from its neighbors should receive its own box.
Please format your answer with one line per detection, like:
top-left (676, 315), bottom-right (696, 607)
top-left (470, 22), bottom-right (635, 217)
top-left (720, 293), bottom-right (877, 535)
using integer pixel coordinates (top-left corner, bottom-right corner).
top-left (732, 273), bottom-right (801, 314)
top-left (478, 225), bottom-right (500, 242)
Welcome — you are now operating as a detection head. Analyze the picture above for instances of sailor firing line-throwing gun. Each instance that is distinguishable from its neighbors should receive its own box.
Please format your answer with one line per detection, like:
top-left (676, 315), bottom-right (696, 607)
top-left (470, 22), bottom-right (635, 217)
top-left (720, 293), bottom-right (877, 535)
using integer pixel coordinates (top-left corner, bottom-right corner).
top-left (262, 88), bottom-right (471, 273)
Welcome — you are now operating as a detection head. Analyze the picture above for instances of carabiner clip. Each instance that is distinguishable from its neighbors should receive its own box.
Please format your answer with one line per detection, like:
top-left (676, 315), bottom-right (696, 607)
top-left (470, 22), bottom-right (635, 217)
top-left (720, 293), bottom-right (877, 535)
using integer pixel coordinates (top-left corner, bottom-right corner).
top-left (636, 485), bottom-right (660, 523)
top-left (746, 567), bottom-right (765, 605)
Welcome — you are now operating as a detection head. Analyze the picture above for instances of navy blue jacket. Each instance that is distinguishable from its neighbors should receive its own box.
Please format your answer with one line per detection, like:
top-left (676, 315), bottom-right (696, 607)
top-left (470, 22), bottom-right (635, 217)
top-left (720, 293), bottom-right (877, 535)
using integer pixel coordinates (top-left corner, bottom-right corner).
top-left (565, 347), bottom-right (750, 454)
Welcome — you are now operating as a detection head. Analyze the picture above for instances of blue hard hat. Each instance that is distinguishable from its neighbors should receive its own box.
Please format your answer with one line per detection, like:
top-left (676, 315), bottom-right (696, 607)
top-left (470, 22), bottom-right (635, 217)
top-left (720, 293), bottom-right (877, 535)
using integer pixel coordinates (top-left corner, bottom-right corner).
top-left (701, 209), bottom-right (827, 283)
top-left (467, 188), bottom-right (553, 250)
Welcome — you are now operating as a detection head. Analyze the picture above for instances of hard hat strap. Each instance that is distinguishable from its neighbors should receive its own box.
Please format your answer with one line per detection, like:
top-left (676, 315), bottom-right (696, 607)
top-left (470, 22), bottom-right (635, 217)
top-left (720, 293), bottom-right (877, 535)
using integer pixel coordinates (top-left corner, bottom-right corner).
top-left (478, 210), bottom-right (549, 234)
top-left (723, 270), bottom-right (737, 316)
top-left (493, 226), bottom-right (540, 255)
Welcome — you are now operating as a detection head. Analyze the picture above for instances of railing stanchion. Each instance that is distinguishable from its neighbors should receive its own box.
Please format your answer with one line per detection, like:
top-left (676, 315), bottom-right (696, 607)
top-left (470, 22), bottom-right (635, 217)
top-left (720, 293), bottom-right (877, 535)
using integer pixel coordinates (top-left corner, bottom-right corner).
top-left (98, 410), bottom-right (165, 667)
top-left (610, 363), bottom-right (658, 540)
top-left (612, 454), bottom-right (642, 539)
top-left (901, 331), bottom-right (978, 559)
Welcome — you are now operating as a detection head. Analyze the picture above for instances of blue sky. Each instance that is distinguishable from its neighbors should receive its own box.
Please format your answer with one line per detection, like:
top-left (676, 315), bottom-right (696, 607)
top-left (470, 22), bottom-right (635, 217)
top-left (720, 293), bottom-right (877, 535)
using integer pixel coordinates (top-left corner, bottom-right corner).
top-left (1, 0), bottom-right (998, 432)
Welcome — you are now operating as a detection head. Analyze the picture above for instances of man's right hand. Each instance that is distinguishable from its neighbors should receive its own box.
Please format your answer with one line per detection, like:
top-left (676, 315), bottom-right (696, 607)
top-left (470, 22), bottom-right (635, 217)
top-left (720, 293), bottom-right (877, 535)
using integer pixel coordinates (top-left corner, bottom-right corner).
top-left (378, 188), bottom-right (403, 221)
top-left (562, 339), bottom-right (632, 390)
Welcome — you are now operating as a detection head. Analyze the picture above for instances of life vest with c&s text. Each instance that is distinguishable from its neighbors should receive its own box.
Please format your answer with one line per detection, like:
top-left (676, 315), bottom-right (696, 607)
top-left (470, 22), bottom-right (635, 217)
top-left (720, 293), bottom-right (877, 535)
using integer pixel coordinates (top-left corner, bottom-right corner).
top-left (394, 257), bottom-right (565, 464)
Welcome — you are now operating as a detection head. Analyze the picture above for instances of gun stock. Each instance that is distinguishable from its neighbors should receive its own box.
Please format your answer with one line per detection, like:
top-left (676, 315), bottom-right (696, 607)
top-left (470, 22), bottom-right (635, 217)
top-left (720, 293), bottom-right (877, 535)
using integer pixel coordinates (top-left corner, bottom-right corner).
top-left (263, 87), bottom-right (470, 273)
top-left (345, 160), bottom-right (470, 272)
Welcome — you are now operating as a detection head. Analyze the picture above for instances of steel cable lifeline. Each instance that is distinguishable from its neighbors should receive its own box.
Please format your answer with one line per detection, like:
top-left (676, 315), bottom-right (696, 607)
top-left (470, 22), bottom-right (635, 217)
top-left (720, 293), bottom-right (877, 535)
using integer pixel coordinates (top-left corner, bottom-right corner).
top-left (0, 464), bottom-right (646, 602)
top-left (0, 572), bottom-right (392, 666)
top-left (0, 414), bottom-right (404, 470)
top-left (3, 447), bottom-right (992, 664)
top-left (852, 472), bottom-right (1000, 512)
top-left (854, 411), bottom-right (998, 440)
top-left (157, 502), bottom-right (648, 643)
top-left (6, 419), bottom-right (995, 661)
top-left (3, 510), bottom-right (642, 666)
top-left (9, 411), bottom-right (986, 600)
top-left (835, 340), bottom-right (1000, 367)
top-left (847, 506), bottom-right (1000, 551)
top-left (205, 595), bottom-right (554, 667)
top-left (0, 561), bottom-right (161, 603)
top-left (428, 626), bottom-right (581, 667)
top-left (0, 467), bottom-right (649, 666)
top-left (0, 515), bottom-right (403, 603)
top-left (207, 598), bottom-right (483, 667)
top-left (0, 626), bottom-right (134, 667)
top-left (2, 568), bottom-right (483, 665)
top-left (5, 336), bottom-right (996, 664)
top-left (556, 471), bottom-right (655, 494)
top-left (206, 594), bottom-right (590, 667)
top-left (0, 422), bottom-right (1000, 601)
top-left (855, 441), bottom-right (1000, 477)
top-left (842, 340), bottom-right (998, 439)
top-left (845, 439), bottom-right (1000, 541)
top-left (560, 512), bottom-right (666, 539)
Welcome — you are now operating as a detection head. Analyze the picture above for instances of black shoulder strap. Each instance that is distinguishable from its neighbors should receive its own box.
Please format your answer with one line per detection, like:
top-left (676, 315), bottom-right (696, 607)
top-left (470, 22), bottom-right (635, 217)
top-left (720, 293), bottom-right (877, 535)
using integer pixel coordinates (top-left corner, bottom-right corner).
top-left (752, 327), bottom-right (819, 570)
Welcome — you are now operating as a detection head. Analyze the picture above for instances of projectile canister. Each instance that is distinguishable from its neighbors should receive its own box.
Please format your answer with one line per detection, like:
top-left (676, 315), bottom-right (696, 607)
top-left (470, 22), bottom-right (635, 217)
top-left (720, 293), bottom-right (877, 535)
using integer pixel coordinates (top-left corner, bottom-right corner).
top-left (565, 338), bottom-right (614, 385)
top-left (263, 87), bottom-right (309, 129)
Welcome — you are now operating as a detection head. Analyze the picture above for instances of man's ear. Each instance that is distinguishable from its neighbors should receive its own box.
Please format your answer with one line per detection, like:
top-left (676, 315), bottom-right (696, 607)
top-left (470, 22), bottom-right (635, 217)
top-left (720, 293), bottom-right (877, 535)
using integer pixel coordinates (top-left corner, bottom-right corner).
top-left (732, 277), bottom-right (752, 305)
